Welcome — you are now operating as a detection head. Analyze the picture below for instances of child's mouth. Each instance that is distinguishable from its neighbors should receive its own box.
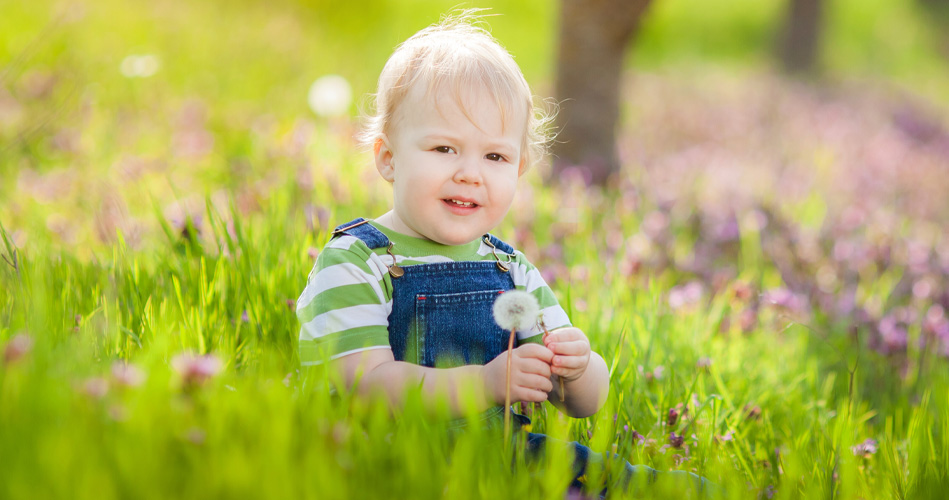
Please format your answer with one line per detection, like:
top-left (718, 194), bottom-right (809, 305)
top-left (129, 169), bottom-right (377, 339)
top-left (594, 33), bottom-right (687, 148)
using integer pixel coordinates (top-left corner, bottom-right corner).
top-left (442, 198), bottom-right (479, 213)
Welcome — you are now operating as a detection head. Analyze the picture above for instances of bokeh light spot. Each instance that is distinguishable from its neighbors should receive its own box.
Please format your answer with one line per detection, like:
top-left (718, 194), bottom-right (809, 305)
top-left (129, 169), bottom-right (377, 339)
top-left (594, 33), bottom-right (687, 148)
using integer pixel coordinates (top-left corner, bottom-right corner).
top-left (308, 75), bottom-right (352, 117)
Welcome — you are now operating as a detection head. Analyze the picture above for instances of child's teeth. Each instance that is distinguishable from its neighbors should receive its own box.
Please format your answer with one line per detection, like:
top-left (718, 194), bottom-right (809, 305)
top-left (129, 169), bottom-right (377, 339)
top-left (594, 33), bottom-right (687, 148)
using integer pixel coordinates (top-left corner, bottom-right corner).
top-left (450, 199), bottom-right (473, 207)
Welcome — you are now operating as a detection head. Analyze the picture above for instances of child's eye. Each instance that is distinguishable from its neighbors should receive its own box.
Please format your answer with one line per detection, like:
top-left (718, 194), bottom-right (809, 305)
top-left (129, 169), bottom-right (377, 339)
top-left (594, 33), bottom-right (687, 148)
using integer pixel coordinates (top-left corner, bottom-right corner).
top-left (485, 153), bottom-right (506, 162)
top-left (434, 146), bottom-right (456, 154)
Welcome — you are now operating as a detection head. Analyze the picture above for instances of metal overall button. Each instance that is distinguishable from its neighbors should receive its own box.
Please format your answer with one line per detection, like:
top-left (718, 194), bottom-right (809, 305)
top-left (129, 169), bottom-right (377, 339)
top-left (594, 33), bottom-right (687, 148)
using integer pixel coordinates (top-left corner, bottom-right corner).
top-left (386, 243), bottom-right (404, 278)
top-left (482, 236), bottom-right (512, 272)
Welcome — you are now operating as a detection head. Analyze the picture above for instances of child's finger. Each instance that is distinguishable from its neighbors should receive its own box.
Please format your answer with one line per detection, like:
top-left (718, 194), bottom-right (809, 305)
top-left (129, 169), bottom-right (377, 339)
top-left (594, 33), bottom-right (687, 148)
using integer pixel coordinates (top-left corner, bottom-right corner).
top-left (552, 354), bottom-right (588, 370)
top-left (516, 343), bottom-right (554, 363)
top-left (516, 387), bottom-right (549, 403)
top-left (543, 327), bottom-right (583, 345)
top-left (516, 372), bottom-right (554, 393)
top-left (519, 357), bottom-right (552, 378)
top-left (547, 340), bottom-right (589, 356)
top-left (551, 365), bottom-right (576, 377)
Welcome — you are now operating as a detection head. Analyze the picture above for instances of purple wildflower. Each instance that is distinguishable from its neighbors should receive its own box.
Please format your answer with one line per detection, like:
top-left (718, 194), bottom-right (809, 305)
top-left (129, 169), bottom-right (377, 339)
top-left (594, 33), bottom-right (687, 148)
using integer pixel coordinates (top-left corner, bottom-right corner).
top-left (877, 315), bottom-right (908, 354)
top-left (762, 288), bottom-right (808, 314)
top-left (851, 438), bottom-right (878, 457)
top-left (669, 432), bottom-right (685, 448)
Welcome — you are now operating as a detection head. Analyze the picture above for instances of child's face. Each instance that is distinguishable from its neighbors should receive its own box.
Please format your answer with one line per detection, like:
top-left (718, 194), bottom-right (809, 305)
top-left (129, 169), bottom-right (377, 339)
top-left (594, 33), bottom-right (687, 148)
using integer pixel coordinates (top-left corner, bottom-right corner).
top-left (374, 84), bottom-right (527, 245)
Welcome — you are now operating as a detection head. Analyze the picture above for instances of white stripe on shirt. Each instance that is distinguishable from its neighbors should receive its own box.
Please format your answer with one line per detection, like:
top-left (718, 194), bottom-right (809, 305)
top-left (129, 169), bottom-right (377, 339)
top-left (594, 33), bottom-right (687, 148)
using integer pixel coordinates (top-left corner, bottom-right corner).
top-left (300, 302), bottom-right (393, 341)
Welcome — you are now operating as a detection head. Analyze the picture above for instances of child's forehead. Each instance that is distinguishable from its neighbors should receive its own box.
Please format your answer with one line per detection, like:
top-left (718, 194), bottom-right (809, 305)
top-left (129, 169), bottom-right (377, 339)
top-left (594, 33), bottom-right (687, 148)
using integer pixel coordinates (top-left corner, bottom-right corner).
top-left (396, 81), bottom-right (526, 133)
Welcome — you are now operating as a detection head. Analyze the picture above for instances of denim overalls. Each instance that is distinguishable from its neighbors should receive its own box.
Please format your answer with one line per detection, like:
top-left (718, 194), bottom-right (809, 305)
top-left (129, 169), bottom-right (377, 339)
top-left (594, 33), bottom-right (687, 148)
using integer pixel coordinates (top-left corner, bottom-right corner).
top-left (332, 218), bottom-right (709, 496)
top-left (333, 217), bottom-right (518, 428)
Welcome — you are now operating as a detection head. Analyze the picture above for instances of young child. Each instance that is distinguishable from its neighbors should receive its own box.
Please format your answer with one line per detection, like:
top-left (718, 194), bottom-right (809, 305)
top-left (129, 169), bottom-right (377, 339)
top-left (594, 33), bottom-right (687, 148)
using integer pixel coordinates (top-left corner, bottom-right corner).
top-left (298, 14), bottom-right (610, 421)
top-left (296, 14), bottom-right (708, 495)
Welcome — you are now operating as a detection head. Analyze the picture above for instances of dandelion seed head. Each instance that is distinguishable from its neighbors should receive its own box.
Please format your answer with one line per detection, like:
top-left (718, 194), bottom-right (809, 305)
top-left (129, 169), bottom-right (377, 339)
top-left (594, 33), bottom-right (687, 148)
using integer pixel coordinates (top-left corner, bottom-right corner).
top-left (492, 290), bottom-right (539, 331)
top-left (120, 54), bottom-right (161, 78)
top-left (308, 75), bottom-right (352, 117)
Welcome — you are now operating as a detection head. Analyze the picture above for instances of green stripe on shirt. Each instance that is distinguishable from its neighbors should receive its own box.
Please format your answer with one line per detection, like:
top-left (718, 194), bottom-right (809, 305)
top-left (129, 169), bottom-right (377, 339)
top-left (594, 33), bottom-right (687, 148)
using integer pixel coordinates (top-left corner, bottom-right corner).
top-left (297, 282), bottom-right (386, 323)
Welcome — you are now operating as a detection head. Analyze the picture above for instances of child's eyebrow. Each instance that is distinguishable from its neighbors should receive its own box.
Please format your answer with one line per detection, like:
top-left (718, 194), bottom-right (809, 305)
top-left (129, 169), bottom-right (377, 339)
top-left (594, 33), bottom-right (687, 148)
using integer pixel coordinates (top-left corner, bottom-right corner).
top-left (420, 132), bottom-right (461, 143)
top-left (420, 133), bottom-right (518, 152)
top-left (483, 140), bottom-right (519, 152)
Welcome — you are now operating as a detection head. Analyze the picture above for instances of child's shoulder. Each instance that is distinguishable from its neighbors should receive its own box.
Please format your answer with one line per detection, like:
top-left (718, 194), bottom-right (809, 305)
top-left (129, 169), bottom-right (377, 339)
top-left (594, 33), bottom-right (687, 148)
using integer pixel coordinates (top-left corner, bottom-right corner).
top-left (320, 232), bottom-right (377, 259)
top-left (311, 232), bottom-right (391, 281)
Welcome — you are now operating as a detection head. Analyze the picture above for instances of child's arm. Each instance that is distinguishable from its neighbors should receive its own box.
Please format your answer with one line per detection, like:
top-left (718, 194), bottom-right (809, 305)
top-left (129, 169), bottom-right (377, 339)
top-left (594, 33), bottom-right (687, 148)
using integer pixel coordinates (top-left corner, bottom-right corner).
top-left (543, 327), bottom-right (610, 418)
top-left (331, 343), bottom-right (556, 417)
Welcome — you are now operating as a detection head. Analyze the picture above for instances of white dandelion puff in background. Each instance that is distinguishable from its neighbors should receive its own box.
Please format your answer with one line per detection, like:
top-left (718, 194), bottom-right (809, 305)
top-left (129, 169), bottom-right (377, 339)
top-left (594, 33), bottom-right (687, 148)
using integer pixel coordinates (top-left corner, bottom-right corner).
top-left (120, 54), bottom-right (161, 78)
top-left (493, 290), bottom-right (539, 331)
top-left (307, 74), bottom-right (352, 117)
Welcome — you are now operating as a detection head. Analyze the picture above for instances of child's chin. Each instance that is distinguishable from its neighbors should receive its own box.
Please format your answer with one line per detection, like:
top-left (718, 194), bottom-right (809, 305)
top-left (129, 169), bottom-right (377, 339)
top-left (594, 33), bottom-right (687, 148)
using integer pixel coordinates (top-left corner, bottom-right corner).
top-left (429, 231), bottom-right (479, 246)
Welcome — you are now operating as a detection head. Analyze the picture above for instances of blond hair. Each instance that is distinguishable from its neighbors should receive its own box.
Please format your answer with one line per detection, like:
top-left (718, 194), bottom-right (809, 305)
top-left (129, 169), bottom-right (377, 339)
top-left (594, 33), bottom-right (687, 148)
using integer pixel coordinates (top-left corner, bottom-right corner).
top-left (358, 11), bottom-right (553, 169)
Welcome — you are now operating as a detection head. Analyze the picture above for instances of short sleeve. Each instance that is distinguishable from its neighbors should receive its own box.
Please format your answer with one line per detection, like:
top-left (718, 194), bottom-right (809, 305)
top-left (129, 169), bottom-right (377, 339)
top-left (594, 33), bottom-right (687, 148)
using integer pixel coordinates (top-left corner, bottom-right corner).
top-left (296, 235), bottom-right (392, 365)
top-left (507, 251), bottom-right (572, 346)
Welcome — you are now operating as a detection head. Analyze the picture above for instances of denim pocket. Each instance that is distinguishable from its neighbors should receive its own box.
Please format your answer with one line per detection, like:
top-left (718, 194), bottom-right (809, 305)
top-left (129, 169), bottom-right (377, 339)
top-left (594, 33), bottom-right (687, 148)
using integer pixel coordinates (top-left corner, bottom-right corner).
top-left (415, 289), bottom-right (508, 367)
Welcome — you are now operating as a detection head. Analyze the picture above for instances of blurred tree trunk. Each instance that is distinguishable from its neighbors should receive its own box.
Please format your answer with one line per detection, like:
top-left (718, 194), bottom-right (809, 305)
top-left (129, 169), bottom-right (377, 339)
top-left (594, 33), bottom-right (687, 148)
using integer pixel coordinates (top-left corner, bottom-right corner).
top-left (778, 0), bottom-right (824, 73)
top-left (552, 0), bottom-right (653, 186)
top-left (917, 0), bottom-right (949, 58)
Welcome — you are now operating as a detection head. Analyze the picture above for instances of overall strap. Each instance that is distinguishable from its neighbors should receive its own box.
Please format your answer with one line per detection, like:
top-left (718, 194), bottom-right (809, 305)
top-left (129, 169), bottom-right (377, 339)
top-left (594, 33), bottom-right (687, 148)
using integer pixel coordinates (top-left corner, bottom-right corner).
top-left (481, 233), bottom-right (516, 272)
top-left (483, 233), bottom-right (515, 255)
top-left (331, 218), bottom-right (390, 250)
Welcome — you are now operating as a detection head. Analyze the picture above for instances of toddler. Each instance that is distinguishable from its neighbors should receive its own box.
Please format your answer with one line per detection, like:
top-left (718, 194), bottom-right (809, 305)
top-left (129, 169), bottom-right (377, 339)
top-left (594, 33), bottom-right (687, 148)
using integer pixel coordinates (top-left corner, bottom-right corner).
top-left (297, 13), bottom-right (708, 496)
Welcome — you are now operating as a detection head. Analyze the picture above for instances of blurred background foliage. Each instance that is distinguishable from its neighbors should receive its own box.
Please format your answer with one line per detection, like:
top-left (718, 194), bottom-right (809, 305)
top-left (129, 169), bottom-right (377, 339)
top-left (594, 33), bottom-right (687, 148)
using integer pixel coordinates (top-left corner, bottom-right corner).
top-left (2, 0), bottom-right (948, 246)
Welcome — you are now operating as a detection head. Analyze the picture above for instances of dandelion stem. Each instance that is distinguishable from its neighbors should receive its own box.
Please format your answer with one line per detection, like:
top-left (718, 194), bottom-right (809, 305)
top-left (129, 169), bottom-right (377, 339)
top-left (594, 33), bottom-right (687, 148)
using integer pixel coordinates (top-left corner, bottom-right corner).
top-left (539, 318), bottom-right (565, 402)
top-left (504, 327), bottom-right (515, 442)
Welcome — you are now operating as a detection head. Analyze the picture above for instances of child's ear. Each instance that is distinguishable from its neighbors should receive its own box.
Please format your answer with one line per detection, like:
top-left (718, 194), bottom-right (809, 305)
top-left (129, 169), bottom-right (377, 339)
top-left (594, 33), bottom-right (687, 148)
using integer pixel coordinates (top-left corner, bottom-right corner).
top-left (517, 155), bottom-right (528, 177)
top-left (374, 136), bottom-right (395, 183)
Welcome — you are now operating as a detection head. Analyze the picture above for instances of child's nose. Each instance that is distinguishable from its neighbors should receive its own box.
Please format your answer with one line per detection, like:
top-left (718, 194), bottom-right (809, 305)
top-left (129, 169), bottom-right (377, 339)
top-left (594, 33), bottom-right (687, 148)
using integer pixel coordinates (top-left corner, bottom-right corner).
top-left (451, 155), bottom-right (483, 184)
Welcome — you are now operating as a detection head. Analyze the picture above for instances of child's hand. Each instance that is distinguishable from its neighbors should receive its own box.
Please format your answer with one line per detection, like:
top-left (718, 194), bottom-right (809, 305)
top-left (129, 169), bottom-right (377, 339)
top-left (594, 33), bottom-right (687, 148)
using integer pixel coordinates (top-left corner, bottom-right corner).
top-left (543, 327), bottom-right (591, 382)
top-left (481, 344), bottom-right (554, 405)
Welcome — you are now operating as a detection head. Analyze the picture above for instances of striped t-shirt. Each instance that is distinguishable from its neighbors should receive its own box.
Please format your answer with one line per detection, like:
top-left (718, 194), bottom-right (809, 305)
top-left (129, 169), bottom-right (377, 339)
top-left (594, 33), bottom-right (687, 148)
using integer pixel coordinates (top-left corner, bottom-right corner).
top-left (296, 221), bottom-right (571, 366)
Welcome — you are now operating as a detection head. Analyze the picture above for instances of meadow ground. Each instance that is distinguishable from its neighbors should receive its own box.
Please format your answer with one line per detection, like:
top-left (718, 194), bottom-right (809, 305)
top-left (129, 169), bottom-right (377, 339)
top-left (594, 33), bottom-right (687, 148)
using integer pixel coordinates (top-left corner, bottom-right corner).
top-left (3, 1), bottom-right (949, 498)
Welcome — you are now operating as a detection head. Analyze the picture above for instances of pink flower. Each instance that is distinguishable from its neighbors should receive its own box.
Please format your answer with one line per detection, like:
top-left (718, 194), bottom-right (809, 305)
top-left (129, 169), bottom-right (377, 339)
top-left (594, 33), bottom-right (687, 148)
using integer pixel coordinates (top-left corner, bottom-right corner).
top-left (696, 357), bottom-right (713, 371)
top-left (80, 377), bottom-right (109, 399)
top-left (668, 281), bottom-right (704, 310)
top-left (172, 353), bottom-right (223, 387)
top-left (3, 334), bottom-right (33, 364)
top-left (111, 362), bottom-right (145, 388)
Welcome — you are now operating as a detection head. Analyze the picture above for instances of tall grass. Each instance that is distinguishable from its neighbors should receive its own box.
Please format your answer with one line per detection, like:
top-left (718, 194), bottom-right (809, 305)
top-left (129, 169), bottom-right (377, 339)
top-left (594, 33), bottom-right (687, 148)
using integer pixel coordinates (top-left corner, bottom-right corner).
top-left (3, 163), bottom-right (949, 497)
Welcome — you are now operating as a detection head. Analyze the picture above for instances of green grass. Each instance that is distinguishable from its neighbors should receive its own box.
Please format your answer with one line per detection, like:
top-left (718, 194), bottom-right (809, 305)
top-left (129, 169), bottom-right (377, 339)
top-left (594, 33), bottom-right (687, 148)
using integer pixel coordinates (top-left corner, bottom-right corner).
top-left (4, 171), bottom-right (949, 497)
